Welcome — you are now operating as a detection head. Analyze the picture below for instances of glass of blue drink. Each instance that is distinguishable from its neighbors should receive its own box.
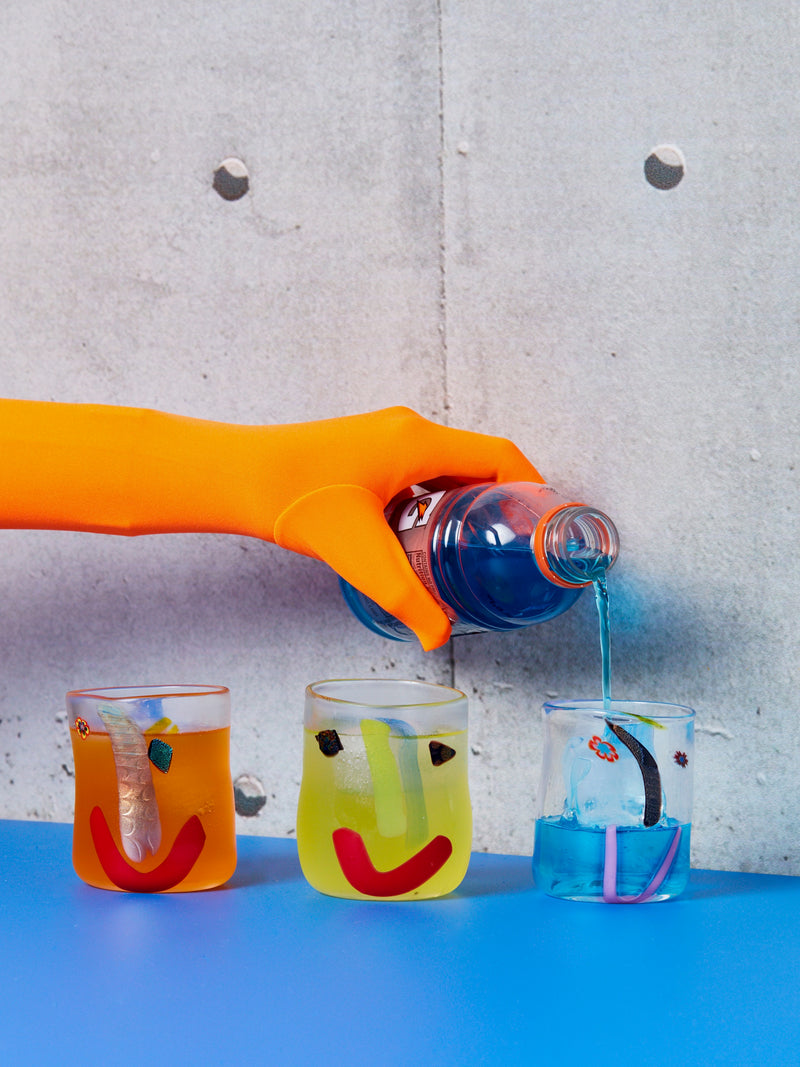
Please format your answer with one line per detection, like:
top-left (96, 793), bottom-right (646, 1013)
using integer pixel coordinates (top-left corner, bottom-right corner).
top-left (533, 700), bottom-right (694, 903)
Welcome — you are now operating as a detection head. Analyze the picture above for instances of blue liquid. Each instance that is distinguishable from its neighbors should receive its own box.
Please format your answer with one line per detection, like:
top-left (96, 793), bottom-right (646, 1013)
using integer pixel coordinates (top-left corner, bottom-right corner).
top-left (340, 485), bottom-right (615, 641)
top-left (340, 487), bottom-right (584, 639)
top-left (441, 486), bottom-right (584, 629)
top-left (433, 541), bottom-right (582, 632)
top-left (532, 816), bottom-right (690, 902)
top-left (340, 541), bottom-right (583, 639)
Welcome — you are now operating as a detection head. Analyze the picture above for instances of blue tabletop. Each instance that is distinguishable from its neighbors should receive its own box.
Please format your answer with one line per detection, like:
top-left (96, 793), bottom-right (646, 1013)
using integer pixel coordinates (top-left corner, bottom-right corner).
top-left (1, 820), bottom-right (798, 1066)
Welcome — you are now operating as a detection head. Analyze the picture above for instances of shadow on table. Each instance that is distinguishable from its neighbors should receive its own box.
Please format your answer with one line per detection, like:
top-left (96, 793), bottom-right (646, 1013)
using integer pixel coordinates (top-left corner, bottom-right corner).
top-left (224, 843), bottom-right (305, 890)
top-left (225, 847), bottom-right (536, 897)
top-left (682, 867), bottom-right (800, 901)
top-left (455, 863), bottom-right (800, 904)
top-left (453, 853), bottom-right (534, 899)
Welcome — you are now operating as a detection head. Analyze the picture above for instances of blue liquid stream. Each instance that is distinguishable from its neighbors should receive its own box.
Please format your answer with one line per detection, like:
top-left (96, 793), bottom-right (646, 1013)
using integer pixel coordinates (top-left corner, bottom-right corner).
top-left (533, 574), bottom-right (693, 901)
top-left (593, 575), bottom-right (611, 708)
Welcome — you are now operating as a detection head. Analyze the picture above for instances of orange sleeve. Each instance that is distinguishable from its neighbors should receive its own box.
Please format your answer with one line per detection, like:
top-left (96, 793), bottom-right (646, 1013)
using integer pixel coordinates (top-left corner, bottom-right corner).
top-left (0, 400), bottom-right (542, 649)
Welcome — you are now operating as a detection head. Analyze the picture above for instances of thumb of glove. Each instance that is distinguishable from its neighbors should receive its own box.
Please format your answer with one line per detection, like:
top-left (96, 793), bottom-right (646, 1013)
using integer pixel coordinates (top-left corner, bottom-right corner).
top-left (273, 484), bottom-right (452, 651)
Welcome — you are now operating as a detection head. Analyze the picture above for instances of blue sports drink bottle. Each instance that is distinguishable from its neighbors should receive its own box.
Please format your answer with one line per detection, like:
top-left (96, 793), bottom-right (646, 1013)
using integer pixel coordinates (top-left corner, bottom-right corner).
top-left (340, 481), bottom-right (620, 641)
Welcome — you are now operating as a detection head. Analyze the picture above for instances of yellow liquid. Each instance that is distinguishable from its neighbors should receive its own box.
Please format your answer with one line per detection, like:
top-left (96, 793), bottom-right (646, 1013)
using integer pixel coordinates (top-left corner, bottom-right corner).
top-left (70, 725), bottom-right (236, 892)
top-left (297, 726), bottom-right (471, 900)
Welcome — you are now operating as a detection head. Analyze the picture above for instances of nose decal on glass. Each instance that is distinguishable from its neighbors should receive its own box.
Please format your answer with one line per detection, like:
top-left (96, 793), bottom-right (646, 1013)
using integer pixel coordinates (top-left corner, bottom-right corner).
top-left (361, 719), bottom-right (408, 838)
top-left (91, 705), bottom-right (205, 890)
top-left (600, 718), bottom-right (672, 903)
top-left (605, 719), bottom-right (662, 827)
top-left (98, 705), bottom-right (162, 862)
top-left (326, 717), bottom-right (457, 896)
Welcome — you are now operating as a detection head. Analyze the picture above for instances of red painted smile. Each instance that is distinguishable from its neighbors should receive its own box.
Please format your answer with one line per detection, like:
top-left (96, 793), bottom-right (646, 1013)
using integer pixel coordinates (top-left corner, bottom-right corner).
top-left (332, 827), bottom-right (453, 897)
top-left (89, 806), bottom-right (206, 892)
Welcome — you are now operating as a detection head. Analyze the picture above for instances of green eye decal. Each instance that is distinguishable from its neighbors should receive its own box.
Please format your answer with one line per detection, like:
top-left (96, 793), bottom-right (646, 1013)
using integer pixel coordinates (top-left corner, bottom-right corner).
top-left (147, 738), bottom-right (173, 774)
top-left (429, 741), bottom-right (456, 766)
top-left (316, 729), bottom-right (344, 757)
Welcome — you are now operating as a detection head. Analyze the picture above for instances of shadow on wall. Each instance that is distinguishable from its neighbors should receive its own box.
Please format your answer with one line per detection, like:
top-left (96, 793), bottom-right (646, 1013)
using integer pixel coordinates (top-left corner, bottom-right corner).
top-left (451, 563), bottom-right (734, 707)
top-left (0, 532), bottom-right (345, 680)
top-left (1, 527), bottom-right (746, 707)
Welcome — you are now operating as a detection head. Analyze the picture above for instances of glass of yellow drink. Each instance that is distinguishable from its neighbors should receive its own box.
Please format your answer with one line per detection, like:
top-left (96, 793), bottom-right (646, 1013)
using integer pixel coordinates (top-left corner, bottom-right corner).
top-left (533, 700), bottom-right (695, 902)
top-left (297, 679), bottom-right (471, 900)
top-left (66, 684), bottom-right (236, 892)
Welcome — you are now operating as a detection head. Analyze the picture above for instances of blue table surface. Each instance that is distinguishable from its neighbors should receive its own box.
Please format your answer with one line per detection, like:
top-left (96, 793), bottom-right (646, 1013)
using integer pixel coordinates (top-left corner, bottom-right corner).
top-left (1, 820), bottom-right (799, 1066)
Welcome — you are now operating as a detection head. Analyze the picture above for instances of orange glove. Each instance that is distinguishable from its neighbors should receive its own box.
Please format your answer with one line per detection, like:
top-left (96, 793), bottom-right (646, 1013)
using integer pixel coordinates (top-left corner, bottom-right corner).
top-left (0, 400), bottom-right (542, 649)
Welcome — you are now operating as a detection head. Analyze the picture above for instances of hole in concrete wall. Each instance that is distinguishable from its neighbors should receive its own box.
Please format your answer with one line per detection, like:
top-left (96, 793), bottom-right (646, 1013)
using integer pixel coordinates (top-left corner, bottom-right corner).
top-left (233, 772), bottom-right (266, 816)
top-left (213, 157), bottom-right (249, 201)
top-left (644, 145), bottom-right (685, 190)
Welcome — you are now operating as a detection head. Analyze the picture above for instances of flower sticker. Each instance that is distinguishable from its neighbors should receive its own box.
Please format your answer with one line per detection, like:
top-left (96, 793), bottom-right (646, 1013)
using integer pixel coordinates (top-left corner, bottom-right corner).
top-left (75, 717), bottom-right (90, 739)
top-left (589, 735), bottom-right (619, 762)
top-left (674, 751), bottom-right (689, 768)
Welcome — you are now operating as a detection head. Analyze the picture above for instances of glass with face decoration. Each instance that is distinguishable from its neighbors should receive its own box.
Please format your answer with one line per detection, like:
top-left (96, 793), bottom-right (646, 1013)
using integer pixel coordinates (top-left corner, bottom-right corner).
top-left (67, 684), bottom-right (236, 892)
top-left (297, 679), bottom-right (472, 900)
top-left (533, 700), bottom-right (695, 903)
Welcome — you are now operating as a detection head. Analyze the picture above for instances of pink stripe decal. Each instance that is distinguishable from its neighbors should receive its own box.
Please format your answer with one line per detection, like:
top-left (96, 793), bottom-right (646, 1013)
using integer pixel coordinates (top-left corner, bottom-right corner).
top-left (602, 824), bottom-right (682, 904)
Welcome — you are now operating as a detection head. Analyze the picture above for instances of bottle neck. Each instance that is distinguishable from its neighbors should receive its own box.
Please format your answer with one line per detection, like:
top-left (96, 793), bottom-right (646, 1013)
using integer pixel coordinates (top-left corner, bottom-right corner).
top-left (534, 504), bottom-right (619, 588)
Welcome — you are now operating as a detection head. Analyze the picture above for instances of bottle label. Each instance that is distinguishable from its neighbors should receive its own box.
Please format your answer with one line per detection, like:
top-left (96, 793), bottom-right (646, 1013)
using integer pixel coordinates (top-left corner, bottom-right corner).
top-left (389, 488), bottom-right (458, 623)
top-left (394, 488), bottom-right (446, 532)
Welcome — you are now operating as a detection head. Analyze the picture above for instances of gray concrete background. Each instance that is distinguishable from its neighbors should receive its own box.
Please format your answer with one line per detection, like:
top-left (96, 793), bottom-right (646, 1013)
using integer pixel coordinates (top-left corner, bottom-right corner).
top-left (1, 1), bottom-right (797, 874)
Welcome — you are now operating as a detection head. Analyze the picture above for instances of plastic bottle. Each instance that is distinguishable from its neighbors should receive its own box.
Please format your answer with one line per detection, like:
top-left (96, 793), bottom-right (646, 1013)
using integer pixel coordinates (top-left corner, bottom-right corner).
top-left (340, 481), bottom-right (619, 641)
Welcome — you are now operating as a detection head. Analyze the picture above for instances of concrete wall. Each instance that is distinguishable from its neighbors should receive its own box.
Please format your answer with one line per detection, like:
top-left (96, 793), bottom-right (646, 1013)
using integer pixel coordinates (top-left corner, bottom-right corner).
top-left (1, 1), bottom-right (797, 875)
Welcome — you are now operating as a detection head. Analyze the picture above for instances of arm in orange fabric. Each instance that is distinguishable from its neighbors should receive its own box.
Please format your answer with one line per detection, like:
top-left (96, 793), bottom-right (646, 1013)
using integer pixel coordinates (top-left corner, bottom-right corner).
top-left (0, 400), bottom-right (542, 650)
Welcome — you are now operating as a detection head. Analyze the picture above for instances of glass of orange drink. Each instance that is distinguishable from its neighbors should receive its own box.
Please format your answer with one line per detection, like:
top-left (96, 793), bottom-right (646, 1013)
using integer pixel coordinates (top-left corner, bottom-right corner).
top-left (66, 684), bottom-right (236, 892)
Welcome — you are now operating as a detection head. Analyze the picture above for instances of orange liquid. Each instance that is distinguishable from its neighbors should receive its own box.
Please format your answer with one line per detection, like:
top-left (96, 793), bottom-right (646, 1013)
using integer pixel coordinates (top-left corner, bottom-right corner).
top-left (70, 725), bottom-right (236, 892)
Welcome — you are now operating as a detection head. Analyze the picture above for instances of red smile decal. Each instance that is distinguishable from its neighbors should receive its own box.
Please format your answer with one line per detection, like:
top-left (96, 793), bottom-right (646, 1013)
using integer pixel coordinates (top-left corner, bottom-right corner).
top-left (89, 806), bottom-right (206, 892)
top-left (332, 827), bottom-right (453, 897)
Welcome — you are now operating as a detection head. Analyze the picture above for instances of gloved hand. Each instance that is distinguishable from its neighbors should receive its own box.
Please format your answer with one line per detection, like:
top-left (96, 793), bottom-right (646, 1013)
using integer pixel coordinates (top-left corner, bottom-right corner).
top-left (0, 401), bottom-right (542, 649)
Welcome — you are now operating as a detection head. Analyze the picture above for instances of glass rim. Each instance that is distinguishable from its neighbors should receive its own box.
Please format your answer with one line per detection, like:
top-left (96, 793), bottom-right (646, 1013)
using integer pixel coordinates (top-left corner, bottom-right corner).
top-left (543, 698), bottom-right (694, 721)
top-left (306, 678), bottom-right (467, 710)
top-left (66, 683), bottom-right (229, 702)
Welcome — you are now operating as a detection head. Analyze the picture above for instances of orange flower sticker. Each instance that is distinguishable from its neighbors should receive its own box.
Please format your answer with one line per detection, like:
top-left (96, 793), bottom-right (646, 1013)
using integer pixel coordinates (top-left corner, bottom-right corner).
top-left (589, 735), bottom-right (619, 762)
